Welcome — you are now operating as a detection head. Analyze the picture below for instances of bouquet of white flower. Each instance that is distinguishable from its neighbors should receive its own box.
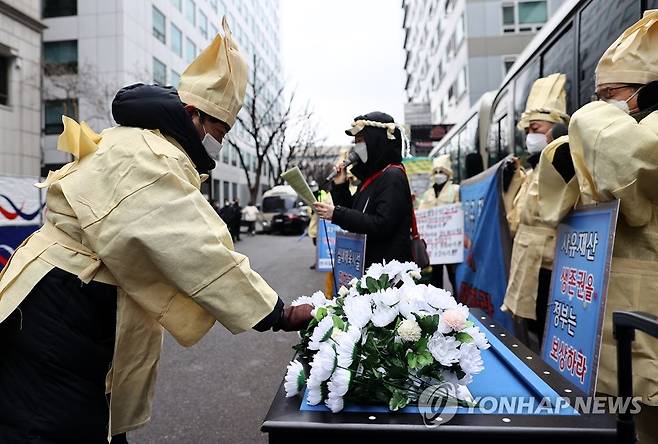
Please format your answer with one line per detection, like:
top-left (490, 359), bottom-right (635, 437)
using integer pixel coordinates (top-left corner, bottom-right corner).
top-left (283, 260), bottom-right (490, 413)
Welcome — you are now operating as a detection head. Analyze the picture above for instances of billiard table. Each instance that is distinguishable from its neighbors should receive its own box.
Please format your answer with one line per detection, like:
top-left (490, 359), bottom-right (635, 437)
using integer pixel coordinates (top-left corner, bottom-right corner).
top-left (261, 309), bottom-right (617, 443)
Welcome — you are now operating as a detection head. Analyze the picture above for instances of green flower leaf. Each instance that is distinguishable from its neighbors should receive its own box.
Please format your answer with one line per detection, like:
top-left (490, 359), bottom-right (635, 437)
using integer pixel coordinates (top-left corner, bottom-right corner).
top-left (378, 274), bottom-right (390, 289)
top-left (464, 320), bottom-right (475, 328)
top-left (416, 314), bottom-right (440, 335)
top-left (315, 306), bottom-right (328, 321)
top-left (416, 350), bottom-right (434, 369)
top-left (332, 315), bottom-right (346, 331)
top-left (366, 276), bottom-right (379, 293)
top-left (406, 351), bottom-right (418, 369)
top-left (455, 332), bottom-right (474, 344)
top-left (389, 389), bottom-right (411, 411)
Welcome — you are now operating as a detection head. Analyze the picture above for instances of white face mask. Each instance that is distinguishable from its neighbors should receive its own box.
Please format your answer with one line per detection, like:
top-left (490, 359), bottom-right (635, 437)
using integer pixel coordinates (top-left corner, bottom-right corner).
top-left (526, 132), bottom-right (548, 154)
top-left (434, 172), bottom-right (448, 185)
top-left (352, 142), bottom-right (368, 163)
top-left (199, 114), bottom-right (224, 159)
top-left (604, 87), bottom-right (642, 114)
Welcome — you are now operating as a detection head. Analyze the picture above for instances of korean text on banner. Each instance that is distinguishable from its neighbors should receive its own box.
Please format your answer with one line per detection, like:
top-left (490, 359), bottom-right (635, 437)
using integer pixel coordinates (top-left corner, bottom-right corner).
top-left (334, 231), bottom-right (366, 288)
top-left (541, 201), bottom-right (619, 396)
top-left (455, 161), bottom-right (513, 331)
top-left (415, 203), bottom-right (464, 264)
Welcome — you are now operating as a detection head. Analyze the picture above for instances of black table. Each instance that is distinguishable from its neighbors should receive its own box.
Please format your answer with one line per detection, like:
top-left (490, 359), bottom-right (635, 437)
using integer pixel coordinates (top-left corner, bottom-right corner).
top-left (262, 309), bottom-right (616, 443)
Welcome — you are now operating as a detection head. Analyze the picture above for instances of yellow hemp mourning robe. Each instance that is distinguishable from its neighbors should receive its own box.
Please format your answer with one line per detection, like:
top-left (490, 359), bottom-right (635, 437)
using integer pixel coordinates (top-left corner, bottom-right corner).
top-left (506, 166), bottom-right (535, 238)
top-left (0, 118), bottom-right (279, 435)
top-left (569, 101), bottom-right (658, 405)
top-left (417, 181), bottom-right (460, 210)
top-left (503, 136), bottom-right (579, 319)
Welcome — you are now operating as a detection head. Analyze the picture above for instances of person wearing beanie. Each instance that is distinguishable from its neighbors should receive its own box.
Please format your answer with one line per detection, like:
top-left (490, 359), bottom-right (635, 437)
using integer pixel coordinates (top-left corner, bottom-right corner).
top-left (502, 73), bottom-right (578, 348)
top-left (418, 154), bottom-right (460, 290)
top-left (0, 18), bottom-right (312, 442)
top-left (568, 11), bottom-right (658, 442)
top-left (313, 112), bottom-right (413, 268)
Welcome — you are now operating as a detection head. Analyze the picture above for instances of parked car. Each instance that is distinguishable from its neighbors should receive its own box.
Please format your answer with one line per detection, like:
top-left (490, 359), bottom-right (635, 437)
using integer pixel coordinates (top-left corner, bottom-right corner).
top-left (260, 185), bottom-right (310, 235)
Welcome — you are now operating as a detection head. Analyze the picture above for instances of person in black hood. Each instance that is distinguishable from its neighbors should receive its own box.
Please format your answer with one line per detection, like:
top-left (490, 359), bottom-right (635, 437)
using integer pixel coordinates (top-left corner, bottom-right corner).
top-left (314, 112), bottom-right (413, 267)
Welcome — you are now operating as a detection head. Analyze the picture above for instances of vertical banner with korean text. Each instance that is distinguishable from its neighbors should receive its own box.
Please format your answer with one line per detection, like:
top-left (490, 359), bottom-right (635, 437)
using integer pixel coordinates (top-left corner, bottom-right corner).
top-left (541, 201), bottom-right (619, 396)
top-left (334, 231), bottom-right (366, 288)
top-left (415, 203), bottom-right (464, 264)
top-left (0, 176), bottom-right (43, 270)
top-left (455, 161), bottom-right (513, 330)
top-left (316, 219), bottom-right (339, 272)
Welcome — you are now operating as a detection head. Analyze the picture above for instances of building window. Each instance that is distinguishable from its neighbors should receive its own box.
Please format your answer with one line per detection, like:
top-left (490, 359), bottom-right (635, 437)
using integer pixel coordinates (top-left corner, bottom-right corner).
top-left (503, 56), bottom-right (517, 74)
top-left (199, 10), bottom-right (208, 39)
top-left (232, 183), bottom-right (238, 201)
top-left (171, 0), bottom-right (182, 11)
top-left (223, 181), bottom-right (230, 201)
top-left (171, 24), bottom-right (182, 57)
top-left (42, 0), bottom-right (77, 18)
top-left (185, 0), bottom-right (196, 25)
top-left (43, 40), bottom-right (78, 75)
top-left (185, 38), bottom-right (196, 63)
top-left (170, 69), bottom-right (180, 87)
top-left (44, 99), bottom-right (78, 135)
top-left (231, 148), bottom-right (238, 166)
top-left (152, 6), bottom-right (166, 44)
top-left (0, 55), bottom-right (10, 106)
top-left (456, 67), bottom-right (467, 97)
top-left (222, 145), bottom-right (230, 164)
top-left (153, 57), bottom-right (166, 84)
top-left (502, 1), bottom-right (547, 33)
top-left (455, 13), bottom-right (465, 47)
top-left (518, 1), bottom-right (547, 24)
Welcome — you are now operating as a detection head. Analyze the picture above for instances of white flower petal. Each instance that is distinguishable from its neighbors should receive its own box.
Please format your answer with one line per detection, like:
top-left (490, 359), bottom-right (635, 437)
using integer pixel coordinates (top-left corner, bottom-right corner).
top-left (284, 360), bottom-right (306, 397)
top-left (343, 295), bottom-right (372, 328)
top-left (428, 332), bottom-right (461, 366)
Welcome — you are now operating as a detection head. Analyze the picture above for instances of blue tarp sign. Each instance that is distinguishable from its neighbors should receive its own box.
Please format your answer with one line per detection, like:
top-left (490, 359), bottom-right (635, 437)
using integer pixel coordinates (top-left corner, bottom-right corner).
top-left (334, 231), bottom-right (366, 288)
top-left (541, 201), bottom-right (619, 396)
top-left (316, 220), bottom-right (339, 272)
top-left (455, 161), bottom-right (513, 331)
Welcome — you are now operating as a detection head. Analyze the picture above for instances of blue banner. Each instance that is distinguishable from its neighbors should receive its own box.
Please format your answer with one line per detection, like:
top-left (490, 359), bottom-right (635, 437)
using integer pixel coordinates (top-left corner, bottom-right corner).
top-left (455, 162), bottom-right (513, 331)
top-left (541, 201), bottom-right (619, 396)
top-left (334, 231), bottom-right (366, 288)
top-left (316, 220), bottom-right (339, 272)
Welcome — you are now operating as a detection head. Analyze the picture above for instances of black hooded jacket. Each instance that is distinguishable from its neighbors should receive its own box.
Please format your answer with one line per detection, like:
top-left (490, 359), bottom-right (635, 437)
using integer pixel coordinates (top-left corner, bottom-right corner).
top-left (331, 112), bottom-right (412, 267)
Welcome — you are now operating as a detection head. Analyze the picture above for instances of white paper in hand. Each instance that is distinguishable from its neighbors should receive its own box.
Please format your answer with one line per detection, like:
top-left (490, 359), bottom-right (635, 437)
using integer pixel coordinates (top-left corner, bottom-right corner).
top-left (281, 167), bottom-right (317, 206)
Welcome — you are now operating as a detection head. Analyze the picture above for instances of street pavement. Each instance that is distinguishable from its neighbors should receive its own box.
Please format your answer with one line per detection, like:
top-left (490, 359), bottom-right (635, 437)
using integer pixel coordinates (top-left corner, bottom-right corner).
top-left (131, 233), bottom-right (325, 443)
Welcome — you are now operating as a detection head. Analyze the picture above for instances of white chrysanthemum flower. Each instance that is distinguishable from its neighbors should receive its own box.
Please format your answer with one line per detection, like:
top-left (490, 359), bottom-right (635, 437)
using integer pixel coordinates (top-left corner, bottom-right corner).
top-left (337, 286), bottom-right (349, 297)
top-left (462, 326), bottom-right (490, 350)
top-left (459, 343), bottom-right (485, 375)
top-left (397, 284), bottom-right (426, 320)
top-left (343, 295), bottom-right (373, 328)
top-left (325, 393), bottom-right (344, 413)
top-left (291, 295), bottom-right (314, 306)
top-left (336, 326), bottom-right (361, 368)
top-left (349, 277), bottom-right (359, 287)
top-left (284, 360), bottom-right (306, 397)
top-left (364, 262), bottom-right (386, 280)
top-left (380, 287), bottom-right (400, 306)
top-left (397, 318), bottom-right (422, 342)
top-left (428, 332), bottom-right (461, 366)
top-left (440, 369), bottom-right (473, 387)
top-left (292, 290), bottom-right (334, 308)
top-left (309, 316), bottom-right (334, 350)
top-left (307, 384), bottom-right (324, 405)
top-left (425, 286), bottom-right (458, 311)
top-left (438, 304), bottom-right (470, 334)
top-left (309, 342), bottom-right (337, 382)
top-left (384, 261), bottom-right (421, 286)
top-left (371, 291), bottom-right (399, 327)
top-left (328, 367), bottom-right (351, 397)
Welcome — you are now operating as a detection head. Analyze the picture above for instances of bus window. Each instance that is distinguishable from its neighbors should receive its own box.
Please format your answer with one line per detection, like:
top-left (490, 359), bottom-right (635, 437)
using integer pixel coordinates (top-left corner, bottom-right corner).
top-left (452, 129), bottom-right (463, 182)
top-left (487, 89), bottom-right (511, 166)
top-left (512, 58), bottom-right (540, 155)
top-left (578, 0), bottom-right (640, 107)
top-left (541, 22), bottom-right (575, 113)
top-left (648, 0), bottom-right (658, 8)
top-left (459, 114), bottom-right (479, 181)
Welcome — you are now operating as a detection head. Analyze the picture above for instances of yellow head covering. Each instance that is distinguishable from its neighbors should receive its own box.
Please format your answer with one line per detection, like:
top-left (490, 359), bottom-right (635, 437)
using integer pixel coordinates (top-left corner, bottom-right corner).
top-left (596, 10), bottom-right (658, 87)
top-left (432, 154), bottom-right (453, 178)
top-left (517, 73), bottom-right (570, 130)
top-left (178, 17), bottom-right (247, 128)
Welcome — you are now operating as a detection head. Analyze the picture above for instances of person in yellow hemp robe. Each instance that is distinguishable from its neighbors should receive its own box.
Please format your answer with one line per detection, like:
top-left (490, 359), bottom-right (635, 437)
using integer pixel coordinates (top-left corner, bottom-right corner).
top-left (568, 10), bottom-right (658, 441)
top-left (0, 18), bottom-right (312, 443)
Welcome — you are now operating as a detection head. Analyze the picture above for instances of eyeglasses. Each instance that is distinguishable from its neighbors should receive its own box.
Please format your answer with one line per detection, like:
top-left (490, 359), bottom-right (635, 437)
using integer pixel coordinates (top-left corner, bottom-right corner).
top-left (590, 85), bottom-right (635, 102)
